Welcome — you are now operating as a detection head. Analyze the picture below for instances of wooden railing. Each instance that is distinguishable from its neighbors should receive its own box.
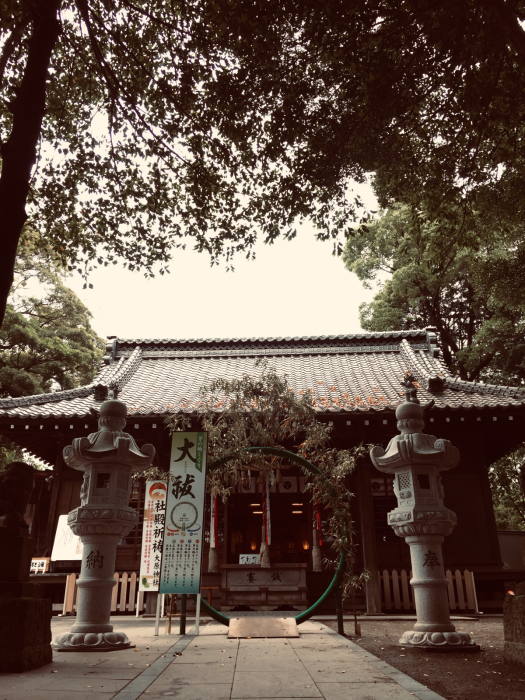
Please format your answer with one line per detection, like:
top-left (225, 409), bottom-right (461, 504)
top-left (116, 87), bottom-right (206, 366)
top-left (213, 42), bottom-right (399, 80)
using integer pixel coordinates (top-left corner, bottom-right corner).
top-left (58, 568), bottom-right (479, 616)
top-left (59, 573), bottom-right (221, 616)
top-left (378, 568), bottom-right (479, 613)
top-left (61, 572), bottom-right (146, 616)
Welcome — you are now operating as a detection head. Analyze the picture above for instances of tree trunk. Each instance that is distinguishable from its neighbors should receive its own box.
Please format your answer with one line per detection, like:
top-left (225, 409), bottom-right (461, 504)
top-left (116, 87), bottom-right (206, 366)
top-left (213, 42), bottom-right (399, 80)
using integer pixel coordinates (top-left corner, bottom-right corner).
top-left (0, 0), bottom-right (61, 327)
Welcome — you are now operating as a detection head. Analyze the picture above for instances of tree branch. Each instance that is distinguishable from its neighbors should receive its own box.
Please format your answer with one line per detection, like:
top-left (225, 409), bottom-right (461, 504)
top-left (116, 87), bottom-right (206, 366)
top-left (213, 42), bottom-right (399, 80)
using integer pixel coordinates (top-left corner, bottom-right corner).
top-left (467, 351), bottom-right (496, 382)
top-left (0, 15), bottom-right (30, 88)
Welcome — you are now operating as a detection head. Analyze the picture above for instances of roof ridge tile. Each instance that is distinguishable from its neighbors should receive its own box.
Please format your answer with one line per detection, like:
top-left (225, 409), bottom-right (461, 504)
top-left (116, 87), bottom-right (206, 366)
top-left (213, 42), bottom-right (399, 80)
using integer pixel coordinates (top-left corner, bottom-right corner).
top-left (113, 329), bottom-right (429, 348)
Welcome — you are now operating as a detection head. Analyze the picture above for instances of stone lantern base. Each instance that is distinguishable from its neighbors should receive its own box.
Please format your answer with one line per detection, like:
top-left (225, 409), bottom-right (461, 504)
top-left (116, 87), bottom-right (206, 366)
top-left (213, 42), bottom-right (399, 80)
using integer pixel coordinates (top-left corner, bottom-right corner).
top-left (53, 631), bottom-right (132, 652)
top-left (400, 630), bottom-right (479, 651)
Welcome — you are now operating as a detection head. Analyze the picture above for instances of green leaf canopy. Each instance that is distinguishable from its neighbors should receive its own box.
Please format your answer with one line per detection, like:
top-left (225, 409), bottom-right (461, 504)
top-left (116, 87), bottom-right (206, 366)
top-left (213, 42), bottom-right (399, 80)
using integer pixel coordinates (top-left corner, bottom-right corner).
top-left (2, 1), bottom-right (525, 272)
top-left (0, 231), bottom-right (103, 398)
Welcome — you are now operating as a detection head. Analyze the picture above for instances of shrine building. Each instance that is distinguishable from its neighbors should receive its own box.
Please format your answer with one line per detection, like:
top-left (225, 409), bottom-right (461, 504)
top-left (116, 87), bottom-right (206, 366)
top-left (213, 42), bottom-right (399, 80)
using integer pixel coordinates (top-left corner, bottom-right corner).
top-left (1, 329), bottom-right (524, 613)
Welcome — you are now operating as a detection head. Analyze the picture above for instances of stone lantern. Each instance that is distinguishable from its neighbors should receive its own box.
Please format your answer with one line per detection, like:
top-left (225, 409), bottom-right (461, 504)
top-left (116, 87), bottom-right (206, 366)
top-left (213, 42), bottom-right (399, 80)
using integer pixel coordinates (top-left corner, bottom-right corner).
top-left (370, 375), bottom-right (478, 650)
top-left (53, 400), bottom-right (155, 651)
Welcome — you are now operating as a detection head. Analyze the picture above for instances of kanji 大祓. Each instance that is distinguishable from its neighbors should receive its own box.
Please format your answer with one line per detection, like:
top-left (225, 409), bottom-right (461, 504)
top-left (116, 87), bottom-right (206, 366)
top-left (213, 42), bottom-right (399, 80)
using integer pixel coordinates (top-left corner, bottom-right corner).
top-left (159, 432), bottom-right (207, 594)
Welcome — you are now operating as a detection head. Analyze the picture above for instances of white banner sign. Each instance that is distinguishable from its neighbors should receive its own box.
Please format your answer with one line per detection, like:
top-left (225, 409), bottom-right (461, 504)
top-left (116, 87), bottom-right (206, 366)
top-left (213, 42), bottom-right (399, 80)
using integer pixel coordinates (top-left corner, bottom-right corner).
top-left (51, 514), bottom-right (83, 561)
top-left (139, 480), bottom-right (167, 591)
top-left (159, 432), bottom-right (207, 594)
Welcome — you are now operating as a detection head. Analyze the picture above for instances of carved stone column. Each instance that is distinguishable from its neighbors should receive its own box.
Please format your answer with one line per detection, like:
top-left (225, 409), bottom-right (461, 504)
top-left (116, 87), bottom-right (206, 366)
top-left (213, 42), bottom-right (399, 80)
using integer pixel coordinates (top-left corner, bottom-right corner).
top-left (53, 400), bottom-right (155, 652)
top-left (370, 375), bottom-right (478, 650)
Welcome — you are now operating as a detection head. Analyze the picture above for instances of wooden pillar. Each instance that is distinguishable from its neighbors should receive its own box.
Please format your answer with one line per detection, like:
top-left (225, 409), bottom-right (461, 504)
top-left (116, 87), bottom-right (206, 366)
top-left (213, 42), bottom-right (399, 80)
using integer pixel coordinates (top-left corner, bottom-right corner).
top-left (477, 435), bottom-right (503, 564)
top-left (132, 478), bottom-right (144, 565)
top-left (356, 457), bottom-right (382, 614)
top-left (223, 497), bottom-right (229, 564)
top-left (43, 438), bottom-right (64, 555)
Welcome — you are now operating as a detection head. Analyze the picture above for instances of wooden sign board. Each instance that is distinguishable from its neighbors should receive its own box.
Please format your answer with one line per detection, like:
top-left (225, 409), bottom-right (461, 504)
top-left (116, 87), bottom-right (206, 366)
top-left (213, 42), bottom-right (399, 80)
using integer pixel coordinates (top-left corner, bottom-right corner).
top-left (30, 557), bottom-right (50, 574)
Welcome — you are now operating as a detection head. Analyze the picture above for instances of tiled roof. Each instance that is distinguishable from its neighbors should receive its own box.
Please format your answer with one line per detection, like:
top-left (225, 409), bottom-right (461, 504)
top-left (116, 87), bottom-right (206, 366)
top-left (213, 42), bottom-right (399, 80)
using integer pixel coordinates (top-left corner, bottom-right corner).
top-left (1, 329), bottom-right (524, 420)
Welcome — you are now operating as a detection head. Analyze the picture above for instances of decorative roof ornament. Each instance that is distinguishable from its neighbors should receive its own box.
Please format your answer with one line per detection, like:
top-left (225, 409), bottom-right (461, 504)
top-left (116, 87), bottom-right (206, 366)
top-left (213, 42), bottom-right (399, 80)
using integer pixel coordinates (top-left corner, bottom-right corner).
top-left (401, 372), bottom-right (420, 404)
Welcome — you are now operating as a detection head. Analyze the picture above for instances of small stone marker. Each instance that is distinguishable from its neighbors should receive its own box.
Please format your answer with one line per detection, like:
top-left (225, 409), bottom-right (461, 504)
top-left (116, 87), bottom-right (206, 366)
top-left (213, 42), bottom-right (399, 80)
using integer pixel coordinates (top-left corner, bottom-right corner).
top-left (228, 617), bottom-right (299, 638)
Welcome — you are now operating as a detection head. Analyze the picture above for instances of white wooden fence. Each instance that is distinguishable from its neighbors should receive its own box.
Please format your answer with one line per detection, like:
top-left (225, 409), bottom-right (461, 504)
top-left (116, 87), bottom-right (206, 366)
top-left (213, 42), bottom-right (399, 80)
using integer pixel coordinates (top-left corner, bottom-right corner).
top-left (59, 572), bottom-right (145, 615)
top-left (57, 573), bottom-right (219, 615)
top-left (54, 568), bottom-right (479, 615)
top-left (378, 568), bottom-right (479, 613)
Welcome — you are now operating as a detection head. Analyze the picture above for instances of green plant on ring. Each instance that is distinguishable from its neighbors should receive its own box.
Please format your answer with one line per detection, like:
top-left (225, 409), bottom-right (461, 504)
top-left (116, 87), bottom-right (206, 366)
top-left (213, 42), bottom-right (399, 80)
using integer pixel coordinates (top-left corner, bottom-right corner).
top-left (136, 362), bottom-right (370, 624)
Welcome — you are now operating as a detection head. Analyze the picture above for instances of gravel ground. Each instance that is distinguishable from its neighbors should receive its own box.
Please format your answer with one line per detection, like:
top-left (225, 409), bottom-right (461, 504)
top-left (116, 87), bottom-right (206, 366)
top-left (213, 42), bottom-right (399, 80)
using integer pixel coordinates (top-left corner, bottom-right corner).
top-left (324, 617), bottom-right (525, 700)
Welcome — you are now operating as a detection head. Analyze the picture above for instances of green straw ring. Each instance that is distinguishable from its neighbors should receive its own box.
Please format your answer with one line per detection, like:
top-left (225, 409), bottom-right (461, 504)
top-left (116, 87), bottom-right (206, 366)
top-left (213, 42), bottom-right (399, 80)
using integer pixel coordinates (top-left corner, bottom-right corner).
top-left (191, 446), bottom-right (347, 626)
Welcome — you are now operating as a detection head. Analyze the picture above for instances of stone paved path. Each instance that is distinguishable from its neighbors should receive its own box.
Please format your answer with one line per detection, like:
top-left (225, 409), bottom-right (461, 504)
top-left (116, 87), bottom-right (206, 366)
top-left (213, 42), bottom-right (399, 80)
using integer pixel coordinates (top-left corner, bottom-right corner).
top-left (0, 617), bottom-right (447, 700)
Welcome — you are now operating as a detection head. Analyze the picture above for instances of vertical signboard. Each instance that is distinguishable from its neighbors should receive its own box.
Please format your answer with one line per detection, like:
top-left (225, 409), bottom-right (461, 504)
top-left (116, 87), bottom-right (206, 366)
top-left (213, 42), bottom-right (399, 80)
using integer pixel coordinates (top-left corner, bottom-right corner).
top-left (159, 432), bottom-right (207, 594)
top-left (51, 514), bottom-right (83, 561)
top-left (139, 481), bottom-right (167, 591)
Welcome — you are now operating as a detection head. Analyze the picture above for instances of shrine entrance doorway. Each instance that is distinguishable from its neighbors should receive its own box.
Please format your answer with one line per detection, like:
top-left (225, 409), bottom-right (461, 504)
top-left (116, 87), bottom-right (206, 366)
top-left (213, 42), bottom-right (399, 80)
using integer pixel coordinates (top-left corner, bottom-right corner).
top-left (198, 447), bottom-right (346, 627)
top-left (227, 488), bottom-right (310, 566)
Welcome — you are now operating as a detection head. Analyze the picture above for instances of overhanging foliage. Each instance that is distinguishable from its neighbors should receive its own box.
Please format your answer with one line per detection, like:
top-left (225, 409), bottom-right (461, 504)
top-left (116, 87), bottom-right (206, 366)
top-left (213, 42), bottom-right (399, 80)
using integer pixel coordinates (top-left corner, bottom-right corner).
top-left (489, 446), bottom-right (525, 531)
top-left (2, 1), bottom-right (525, 328)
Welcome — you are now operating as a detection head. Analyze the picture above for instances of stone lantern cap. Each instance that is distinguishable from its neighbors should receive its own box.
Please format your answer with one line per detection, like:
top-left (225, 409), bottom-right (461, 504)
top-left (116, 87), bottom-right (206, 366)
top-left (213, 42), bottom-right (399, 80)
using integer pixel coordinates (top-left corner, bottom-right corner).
top-left (100, 399), bottom-right (127, 418)
top-left (369, 373), bottom-right (459, 538)
top-left (63, 399), bottom-right (154, 471)
top-left (371, 374), bottom-right (459, 473)
top-left (61, 398), bottom-right (155, 538)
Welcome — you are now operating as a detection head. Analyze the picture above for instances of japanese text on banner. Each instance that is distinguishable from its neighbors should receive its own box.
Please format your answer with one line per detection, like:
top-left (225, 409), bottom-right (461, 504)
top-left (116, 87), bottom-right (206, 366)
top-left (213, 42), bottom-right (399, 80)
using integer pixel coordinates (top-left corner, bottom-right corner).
top-left (159, 432), bottom-right (207, 595)
top-left (139, 480), bottom-right (167, 591)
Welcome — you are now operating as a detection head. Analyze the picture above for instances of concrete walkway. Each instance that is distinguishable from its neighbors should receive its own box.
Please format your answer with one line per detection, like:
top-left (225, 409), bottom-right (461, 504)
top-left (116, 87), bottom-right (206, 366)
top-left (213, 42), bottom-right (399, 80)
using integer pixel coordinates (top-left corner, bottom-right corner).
top-left (0, 617), bottom-right (447, 700)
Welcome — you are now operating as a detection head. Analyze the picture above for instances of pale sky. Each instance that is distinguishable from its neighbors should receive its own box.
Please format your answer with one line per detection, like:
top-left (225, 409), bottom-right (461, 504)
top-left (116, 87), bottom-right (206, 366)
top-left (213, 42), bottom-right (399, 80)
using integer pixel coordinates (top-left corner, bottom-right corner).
top-left (67, 183), bottom-right (379, 341)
